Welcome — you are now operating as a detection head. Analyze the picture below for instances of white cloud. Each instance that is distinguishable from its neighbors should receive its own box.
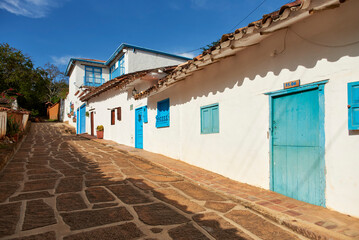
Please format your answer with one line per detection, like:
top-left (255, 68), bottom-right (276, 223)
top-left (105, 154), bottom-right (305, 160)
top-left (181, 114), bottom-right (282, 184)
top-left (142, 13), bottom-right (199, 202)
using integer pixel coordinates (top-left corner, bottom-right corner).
top-left (0, 0), bottom-right (65, 18)
top-left (51, 55), bottom-right (81, 66)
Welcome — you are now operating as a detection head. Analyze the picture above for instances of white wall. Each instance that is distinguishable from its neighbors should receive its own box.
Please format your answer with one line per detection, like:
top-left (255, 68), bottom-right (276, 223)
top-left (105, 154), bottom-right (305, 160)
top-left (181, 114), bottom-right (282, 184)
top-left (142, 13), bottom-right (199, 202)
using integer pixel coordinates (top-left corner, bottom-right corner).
top-left (80, 1), bottom-right (359, 217)
top-left (141, 1), bottom-right (359, 217)
top-left (64, 62), bottom-right (109, 127)
top-left (86, 80), bottom-right (154, 145)
top-left (127, 49), bottom-right (187, 73)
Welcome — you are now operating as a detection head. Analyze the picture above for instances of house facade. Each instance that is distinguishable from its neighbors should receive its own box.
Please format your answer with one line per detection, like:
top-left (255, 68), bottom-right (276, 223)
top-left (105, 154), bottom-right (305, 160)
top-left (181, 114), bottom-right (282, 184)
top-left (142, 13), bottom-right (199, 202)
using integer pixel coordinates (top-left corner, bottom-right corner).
top-left (79, 0), bottom-right (359, 218)
top-left (64, 44), bottom-right (190, 132)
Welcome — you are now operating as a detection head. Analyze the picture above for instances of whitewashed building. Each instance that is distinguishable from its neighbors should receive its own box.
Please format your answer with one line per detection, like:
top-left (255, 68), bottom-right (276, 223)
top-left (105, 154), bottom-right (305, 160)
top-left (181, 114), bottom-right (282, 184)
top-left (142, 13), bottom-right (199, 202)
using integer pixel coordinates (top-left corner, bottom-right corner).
top-left (80, 0), bottom-right (359, 218)
top-left (63, 44), bottom-right (190, 131)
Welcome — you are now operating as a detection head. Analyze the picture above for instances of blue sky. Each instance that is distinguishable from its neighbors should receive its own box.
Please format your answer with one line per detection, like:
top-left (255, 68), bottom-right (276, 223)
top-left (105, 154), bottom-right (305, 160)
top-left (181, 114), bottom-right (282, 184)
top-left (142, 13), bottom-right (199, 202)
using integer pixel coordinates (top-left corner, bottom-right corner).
top-left (0, 0), bottom-right (293, 72)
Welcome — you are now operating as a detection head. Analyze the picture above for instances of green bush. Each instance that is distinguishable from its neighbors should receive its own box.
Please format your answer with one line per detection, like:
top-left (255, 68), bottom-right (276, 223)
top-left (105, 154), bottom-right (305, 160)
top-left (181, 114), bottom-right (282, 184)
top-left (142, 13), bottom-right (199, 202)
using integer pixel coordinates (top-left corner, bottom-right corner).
top-left (96, 125), bottom-right (104, 131)
top-left (6, 116), bottom-right (20, 136)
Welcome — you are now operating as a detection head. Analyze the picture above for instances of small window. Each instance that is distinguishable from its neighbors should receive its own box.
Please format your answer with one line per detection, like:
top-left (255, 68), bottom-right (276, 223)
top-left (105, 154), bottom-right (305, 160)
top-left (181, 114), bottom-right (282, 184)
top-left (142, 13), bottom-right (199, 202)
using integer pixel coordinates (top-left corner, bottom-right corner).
top-left (201, 103), bottom-right (219, 134)
top-left (156, 99), bottom-right (169, 128)
top-left (111, 110), bottom-right (115, 125)
top-left (348, 81), bottom-right (359, 130)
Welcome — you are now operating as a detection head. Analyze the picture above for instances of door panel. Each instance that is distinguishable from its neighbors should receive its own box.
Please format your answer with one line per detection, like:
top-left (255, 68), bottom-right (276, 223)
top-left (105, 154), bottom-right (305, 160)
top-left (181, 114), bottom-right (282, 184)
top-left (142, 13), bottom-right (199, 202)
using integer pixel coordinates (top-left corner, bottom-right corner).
top-left (272, 88), bottom-right (324, 206)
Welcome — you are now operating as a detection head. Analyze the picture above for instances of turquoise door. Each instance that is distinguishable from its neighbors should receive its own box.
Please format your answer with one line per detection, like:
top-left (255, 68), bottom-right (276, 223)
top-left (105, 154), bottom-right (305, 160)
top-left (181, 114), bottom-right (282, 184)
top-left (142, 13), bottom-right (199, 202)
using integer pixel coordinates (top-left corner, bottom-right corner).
top-left (272, 88), bottom-right (325, 206)
top-left (76, 108), bottom-right (79, 134)
top-left (135, 107), bottom-right (143, 149)
top-left (79, 104), bottom-right (86, 134)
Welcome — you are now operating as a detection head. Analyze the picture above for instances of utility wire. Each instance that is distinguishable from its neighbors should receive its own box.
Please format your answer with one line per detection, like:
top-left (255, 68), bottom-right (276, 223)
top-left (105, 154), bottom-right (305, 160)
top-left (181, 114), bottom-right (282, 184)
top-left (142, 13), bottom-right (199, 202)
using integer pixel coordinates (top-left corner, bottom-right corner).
top-left (179, 0), bottom-right (296, 55)
top-left (228, 0), bottom-right (267, 32)
top-left (179, 0), bottom-right (269, 55)
top-left (290, 28), bottom-right (359, 48)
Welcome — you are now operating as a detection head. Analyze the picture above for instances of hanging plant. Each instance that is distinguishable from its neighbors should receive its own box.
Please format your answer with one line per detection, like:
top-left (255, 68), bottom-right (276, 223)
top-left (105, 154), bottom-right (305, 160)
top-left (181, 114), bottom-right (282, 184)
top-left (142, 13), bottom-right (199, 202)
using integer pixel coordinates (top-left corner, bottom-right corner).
top-left (85, 111), bottom-right (89, 117)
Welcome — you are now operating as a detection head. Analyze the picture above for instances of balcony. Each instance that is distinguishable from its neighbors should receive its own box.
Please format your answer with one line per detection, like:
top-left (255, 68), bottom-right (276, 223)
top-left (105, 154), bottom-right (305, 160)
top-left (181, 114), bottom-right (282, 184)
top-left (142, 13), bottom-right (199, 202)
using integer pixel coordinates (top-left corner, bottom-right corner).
top-left (84, 77), bottom-right (105, 87)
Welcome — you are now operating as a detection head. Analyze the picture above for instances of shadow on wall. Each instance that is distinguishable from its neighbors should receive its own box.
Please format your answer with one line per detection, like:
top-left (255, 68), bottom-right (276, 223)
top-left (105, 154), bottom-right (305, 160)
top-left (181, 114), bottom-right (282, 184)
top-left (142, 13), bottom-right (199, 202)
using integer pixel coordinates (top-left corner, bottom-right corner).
top-left (147, 1), bottom-right (359, 108)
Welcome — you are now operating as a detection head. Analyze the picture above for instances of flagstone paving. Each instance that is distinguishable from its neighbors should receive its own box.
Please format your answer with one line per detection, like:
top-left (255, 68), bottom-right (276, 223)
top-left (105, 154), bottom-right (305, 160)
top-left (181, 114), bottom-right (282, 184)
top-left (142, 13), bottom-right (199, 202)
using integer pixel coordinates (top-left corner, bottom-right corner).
top-left (0, 123), bottom-right (311, 239)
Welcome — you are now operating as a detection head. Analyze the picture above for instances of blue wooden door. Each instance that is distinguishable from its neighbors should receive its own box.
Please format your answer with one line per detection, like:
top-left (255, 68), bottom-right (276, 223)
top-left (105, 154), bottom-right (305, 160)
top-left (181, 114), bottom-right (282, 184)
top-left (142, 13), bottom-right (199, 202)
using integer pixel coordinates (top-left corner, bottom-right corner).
top-left (79, 104), bottom-right (86, 134)
top-left (76, 108), bottom-right (79, 134)
top-left (272, 88), bottom-right (325, 206)
top-left (135, 107), bottom-right (143, 149)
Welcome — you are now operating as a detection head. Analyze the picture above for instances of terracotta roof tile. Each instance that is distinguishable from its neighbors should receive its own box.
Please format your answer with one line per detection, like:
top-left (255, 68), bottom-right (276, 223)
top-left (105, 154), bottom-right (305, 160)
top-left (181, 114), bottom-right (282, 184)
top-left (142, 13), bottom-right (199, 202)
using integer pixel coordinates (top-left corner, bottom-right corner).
top-left (135, 0), bottom-right (345, 99)
top-left (80, 66), bottom-right (176, 101)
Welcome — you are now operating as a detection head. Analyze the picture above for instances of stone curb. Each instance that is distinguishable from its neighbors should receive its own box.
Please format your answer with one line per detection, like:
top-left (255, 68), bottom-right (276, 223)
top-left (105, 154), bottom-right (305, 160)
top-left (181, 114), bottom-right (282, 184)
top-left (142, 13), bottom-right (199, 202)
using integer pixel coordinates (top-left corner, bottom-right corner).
top-left (76, 132), bottom-right (351, 240)
top-left (0, 121), bottom-right (31, 173)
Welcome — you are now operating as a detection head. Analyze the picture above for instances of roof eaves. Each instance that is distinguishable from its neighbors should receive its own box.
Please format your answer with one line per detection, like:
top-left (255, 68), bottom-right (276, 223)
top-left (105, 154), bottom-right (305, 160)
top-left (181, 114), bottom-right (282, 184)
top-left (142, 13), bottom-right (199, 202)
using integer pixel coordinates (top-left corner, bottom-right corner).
top-left (105, 43), bottom-right (191, 66)
top-left (81, 66), bottom-right (176, 102)
top-left (65, 58), bottom-right (106, 76)
top-left (135, 0), bottom-right (345, 99)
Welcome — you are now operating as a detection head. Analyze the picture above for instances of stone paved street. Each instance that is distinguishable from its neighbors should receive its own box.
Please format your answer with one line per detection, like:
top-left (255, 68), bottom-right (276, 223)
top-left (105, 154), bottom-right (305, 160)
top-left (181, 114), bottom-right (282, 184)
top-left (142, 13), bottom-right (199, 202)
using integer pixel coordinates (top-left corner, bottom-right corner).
top-left (0, 123), bottom-right (307, 240)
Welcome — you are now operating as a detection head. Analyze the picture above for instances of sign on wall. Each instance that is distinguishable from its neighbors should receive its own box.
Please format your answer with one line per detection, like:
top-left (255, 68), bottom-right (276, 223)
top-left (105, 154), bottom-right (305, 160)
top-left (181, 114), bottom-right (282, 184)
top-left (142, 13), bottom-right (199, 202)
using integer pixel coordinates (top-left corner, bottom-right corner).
top-left (284, 80), bottom-right (300, 89)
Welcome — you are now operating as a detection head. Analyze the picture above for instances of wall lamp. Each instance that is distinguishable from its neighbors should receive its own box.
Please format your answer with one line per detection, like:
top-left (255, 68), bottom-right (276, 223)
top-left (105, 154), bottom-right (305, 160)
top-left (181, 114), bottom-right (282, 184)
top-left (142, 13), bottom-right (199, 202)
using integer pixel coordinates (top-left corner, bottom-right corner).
top-left (132, 88), bottom-right (138, 96)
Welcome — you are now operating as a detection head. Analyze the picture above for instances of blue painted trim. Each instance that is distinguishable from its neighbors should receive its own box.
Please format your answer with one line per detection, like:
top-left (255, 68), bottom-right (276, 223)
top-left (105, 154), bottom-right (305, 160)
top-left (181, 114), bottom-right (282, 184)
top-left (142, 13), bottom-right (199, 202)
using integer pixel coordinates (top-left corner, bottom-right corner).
top-left (348, 81), bottom-right (359, 130)
top-left (156, 98), bottom-right (170, 128)
top-left (65, 58), bottom-right (105, 76)
top-left (318, 83), bottom-right (326, 207)
top-left (66, 43), bottom-right (191, 76)
top-left (105, 43), bottom-right (191, 65)
top-left (76, 108), bottom-right (79, 134)
top-left (84, 65), bottom-right (104, 87)
top-left (268, 81), bottom-right (327, 207)
top-left (265, 80), bottom-right (329, 96)
top-left (200, 103), bottom-right (219, 134)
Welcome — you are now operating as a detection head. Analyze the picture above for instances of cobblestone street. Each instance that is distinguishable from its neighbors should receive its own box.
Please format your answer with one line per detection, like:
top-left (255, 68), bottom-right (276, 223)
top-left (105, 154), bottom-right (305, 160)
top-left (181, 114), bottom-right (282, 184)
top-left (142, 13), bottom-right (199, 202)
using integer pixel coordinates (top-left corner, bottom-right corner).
top-left (0, 123), bottom-right (307, 239)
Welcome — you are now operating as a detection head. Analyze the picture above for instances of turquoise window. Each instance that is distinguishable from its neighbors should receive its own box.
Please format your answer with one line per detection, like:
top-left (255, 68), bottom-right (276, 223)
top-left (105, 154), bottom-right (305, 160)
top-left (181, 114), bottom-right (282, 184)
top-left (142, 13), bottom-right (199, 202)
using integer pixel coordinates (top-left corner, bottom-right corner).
top-left (156, 98), bottom-right (169, 128)
top-left (201, 103), bottom-right (219, 134)
top-left (348, 81), bottom-right (359, 130)
top-left (110, 55), bottom-right (125, 79)
top-left (84, 66), bottom-right (103, 87)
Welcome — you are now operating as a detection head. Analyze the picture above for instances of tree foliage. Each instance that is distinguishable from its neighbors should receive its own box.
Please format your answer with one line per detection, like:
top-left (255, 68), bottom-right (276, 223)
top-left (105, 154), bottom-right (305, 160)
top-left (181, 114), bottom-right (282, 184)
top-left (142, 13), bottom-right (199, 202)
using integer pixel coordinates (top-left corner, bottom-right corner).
top-left (0, 43), bottom-right (68, 115)
top-left (42, 63), bottom-right (68, 104)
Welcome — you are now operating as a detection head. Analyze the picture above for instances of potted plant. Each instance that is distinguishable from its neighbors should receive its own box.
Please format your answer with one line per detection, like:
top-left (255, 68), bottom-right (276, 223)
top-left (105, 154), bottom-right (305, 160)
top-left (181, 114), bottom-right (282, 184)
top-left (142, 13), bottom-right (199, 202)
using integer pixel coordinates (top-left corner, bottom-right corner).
top-left (6, 116), bottom-right (20, 142)
top-left (96, 125), bottom-right (104, 139)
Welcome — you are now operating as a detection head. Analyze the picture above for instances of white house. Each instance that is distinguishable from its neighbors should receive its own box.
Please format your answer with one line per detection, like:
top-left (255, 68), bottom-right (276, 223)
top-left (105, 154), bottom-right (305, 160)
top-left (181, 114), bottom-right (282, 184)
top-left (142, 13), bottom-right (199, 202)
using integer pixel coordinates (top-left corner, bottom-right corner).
top-left (80, 0), bottom-right (359, 218)
top-left (63, 43), bottom-right (190, 131)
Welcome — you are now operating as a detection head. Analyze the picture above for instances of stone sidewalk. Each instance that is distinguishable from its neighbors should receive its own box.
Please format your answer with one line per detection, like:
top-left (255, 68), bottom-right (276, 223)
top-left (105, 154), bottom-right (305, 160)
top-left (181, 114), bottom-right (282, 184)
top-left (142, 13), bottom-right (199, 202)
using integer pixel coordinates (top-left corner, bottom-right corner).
top-left (82, 133), bottom-right (359, 240)
top-left (0, 123), bottom-right (310, 240)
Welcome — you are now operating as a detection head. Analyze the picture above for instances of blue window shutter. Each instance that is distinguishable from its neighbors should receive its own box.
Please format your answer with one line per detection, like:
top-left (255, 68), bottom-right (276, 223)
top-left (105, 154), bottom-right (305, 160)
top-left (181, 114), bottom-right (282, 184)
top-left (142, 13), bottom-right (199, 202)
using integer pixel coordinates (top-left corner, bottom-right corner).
top-left (201, 108), bottom-right (211, 134)
top-left (348, 81), bottom-right (359, 130)
top-left (201, 103), bottom-right (219, 134)
top-left (156, 99), bottom-right (170, 128)
top-left (143, 106), bottom-right (148, 123)
top-left (211, 106), bottom-right (219, 133)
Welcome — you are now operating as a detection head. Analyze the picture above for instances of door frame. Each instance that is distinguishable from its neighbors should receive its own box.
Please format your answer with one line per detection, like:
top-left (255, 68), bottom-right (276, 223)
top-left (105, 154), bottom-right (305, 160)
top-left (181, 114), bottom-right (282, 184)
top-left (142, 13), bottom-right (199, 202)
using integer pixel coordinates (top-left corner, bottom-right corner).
top-left (266, 80), bottom-right (327, 206)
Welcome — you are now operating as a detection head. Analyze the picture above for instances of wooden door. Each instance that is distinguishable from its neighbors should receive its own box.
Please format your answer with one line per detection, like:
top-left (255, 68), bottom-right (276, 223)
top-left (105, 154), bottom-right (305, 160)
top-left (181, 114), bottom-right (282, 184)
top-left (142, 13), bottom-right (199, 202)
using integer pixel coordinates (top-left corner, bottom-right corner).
top-left (79, 104), bottom-right (86, 134)
top-left (135, 108), bottom-right (143, 149)
top-left (91, 112), bottom-right (94, 136)
top-left (272, 88), bottom-right (325, 206)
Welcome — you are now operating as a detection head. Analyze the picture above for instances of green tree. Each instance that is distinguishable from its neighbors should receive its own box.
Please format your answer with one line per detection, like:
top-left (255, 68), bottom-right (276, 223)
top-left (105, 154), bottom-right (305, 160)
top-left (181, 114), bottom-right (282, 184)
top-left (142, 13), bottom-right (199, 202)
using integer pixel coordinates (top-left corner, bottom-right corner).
top-left (0, 43), bottom-right (49, 115)
top-left (42, 63), bottom-right (68, 104)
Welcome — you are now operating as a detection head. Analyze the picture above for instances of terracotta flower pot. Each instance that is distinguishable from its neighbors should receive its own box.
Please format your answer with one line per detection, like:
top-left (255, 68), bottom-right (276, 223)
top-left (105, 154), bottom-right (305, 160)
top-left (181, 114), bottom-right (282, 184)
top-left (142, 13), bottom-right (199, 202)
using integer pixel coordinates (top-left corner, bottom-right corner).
top-left (97, 131), bottom-right (103, 139)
